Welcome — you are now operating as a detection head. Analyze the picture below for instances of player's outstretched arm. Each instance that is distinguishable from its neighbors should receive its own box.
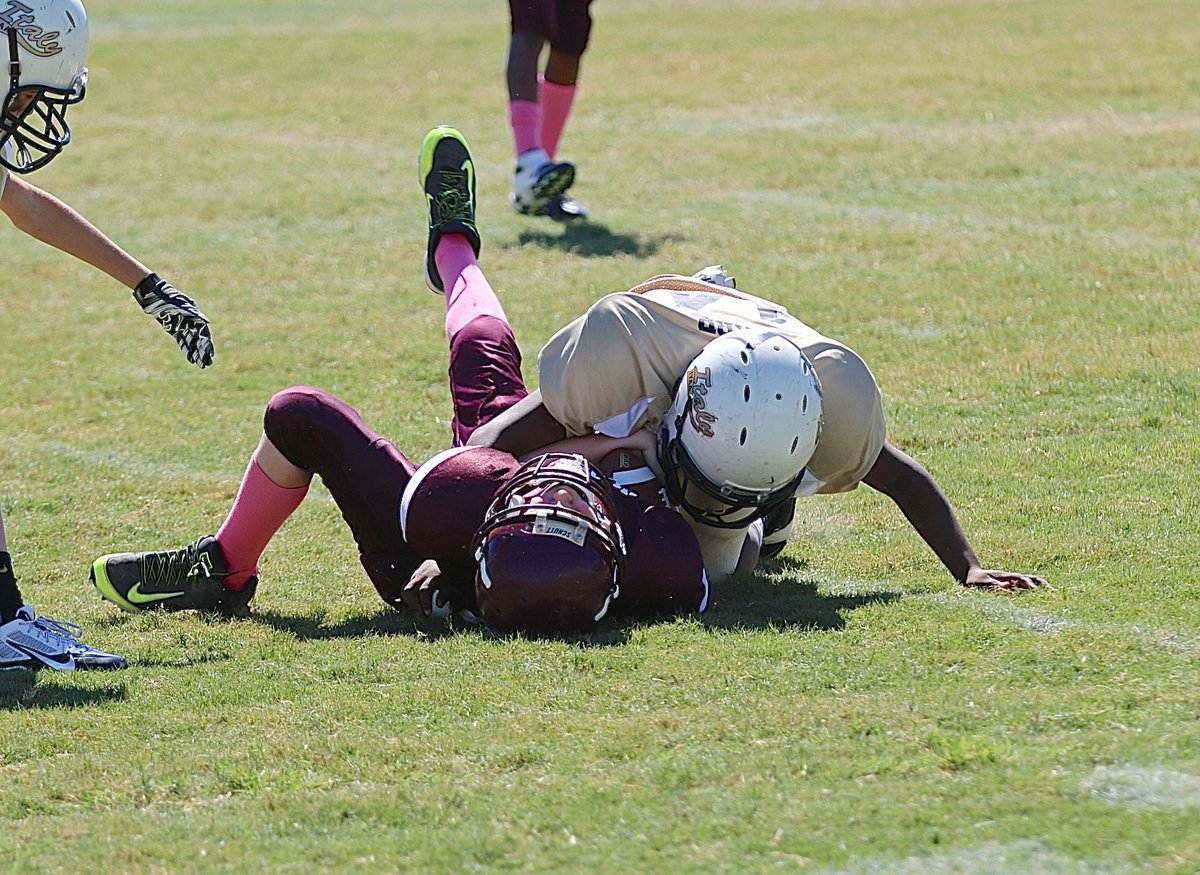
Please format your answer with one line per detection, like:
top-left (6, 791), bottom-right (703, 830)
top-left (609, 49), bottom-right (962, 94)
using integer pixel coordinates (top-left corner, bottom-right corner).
top-left (1, 174), bottom-right (213, 368)
top-left (861, 442), bottom-right (1048, 592)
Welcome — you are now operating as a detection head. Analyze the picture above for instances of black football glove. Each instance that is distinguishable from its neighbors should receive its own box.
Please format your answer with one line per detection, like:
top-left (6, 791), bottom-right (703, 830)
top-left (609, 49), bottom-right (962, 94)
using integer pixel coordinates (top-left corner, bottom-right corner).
top-left (132, 273), bottom-right (215, 368)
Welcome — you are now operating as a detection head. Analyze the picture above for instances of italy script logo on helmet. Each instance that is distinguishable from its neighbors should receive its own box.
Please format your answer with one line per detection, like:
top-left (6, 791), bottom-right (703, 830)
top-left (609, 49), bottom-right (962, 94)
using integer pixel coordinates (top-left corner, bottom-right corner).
top-left (685, 365), bottom-right (717, 438)
top-left (1, 2), bottom-right (67, 58)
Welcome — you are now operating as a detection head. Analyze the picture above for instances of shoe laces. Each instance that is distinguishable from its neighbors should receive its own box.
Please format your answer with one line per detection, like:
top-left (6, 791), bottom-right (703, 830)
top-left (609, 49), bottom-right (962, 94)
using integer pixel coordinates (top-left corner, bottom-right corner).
top-left (435, 170), bottom-right (471, 223)
top-left (138, 542), bottom-right (214, 589)
top-left (29, 613), bottom-right (84, 643)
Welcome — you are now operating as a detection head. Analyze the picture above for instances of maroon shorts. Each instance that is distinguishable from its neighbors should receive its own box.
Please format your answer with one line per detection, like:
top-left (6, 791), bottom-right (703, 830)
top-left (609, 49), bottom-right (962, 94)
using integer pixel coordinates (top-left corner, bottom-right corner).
top-left (509, 0), bottom-right (594, 55)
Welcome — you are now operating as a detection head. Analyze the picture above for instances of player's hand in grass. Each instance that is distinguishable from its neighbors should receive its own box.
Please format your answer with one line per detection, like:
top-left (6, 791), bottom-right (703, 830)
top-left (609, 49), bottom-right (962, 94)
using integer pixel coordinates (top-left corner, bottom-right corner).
top-left (133, 273), bottom-right (215, 368)
top-left (402, 559), bottom-right (452, 618)
top-left (964, 567), bottom-right (1050, 592)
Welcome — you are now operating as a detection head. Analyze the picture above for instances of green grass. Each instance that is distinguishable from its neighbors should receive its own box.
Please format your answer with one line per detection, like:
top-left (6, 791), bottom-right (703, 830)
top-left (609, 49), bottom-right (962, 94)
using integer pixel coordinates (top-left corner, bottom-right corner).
top-left (3, 0), bottom-right (1199, 871)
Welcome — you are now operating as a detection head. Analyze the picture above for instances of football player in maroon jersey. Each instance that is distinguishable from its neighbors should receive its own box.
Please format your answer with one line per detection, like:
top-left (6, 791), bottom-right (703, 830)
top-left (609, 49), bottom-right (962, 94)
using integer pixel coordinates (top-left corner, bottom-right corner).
top-left (89, 127), bottom-right (707, 635)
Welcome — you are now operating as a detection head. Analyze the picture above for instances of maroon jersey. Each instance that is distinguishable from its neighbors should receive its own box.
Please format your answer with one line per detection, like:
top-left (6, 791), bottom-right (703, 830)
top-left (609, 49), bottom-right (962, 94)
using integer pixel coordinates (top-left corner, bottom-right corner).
top-left (614, 500), bottom-right (709, 618)
top-left (401, 447), bottom-right (522, 559)
top-left (400, 446), bottom-right (708, 618)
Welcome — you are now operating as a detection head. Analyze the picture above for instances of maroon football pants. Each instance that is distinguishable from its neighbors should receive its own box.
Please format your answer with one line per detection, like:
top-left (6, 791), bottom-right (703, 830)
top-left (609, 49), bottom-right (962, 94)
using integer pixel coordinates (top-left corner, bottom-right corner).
top-left (448, 315), bottom-right (528, 446)
top-left (263, 316), bottom-right (526, 606)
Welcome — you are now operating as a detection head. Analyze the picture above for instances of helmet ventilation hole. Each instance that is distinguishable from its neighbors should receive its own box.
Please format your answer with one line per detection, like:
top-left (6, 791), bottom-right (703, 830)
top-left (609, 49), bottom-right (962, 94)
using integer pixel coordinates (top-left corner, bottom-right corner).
top-left (802, 396), bottom-right (808, 413)
top-left (739, 428), bottom-right (748, 446)
top-left (791, 436), bottom-right (799, 454)
top-left (740, 351), bottom-right (750, 364)
top-left (743, 385), bottom-right (751, 402)
top-left (775, 393), bottom-right (783, 400)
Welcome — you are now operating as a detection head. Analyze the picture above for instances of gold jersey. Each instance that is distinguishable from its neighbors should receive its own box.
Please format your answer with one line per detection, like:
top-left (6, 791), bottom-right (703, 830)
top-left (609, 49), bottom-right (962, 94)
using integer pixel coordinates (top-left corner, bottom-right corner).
top-left (537, 275), bottom-right (889, 580)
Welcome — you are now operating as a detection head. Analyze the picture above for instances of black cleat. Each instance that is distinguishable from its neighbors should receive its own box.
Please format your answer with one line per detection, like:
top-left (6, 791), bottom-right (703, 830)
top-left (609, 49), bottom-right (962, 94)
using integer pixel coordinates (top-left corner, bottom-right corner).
top-left (90, 535), bottom-right (257, 618)
top-left (418, 126), bottom-right (481, 293)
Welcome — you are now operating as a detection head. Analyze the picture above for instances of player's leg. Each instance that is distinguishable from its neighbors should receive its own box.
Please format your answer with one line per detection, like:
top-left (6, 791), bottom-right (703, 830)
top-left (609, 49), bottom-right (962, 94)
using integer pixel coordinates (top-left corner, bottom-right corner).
top-left (258, 387), bottom-right (424, 608)
top-left (0, 508), bottom-right (126, 671)
top-left (506, 1), bottom-right (575, 215)
top-left (212, 436), bottom-right (311, 593)
top-left (540, 50), bottom-right (581, 159)
top-left (89, 426), bottom-right (305, 615)
top-left (420, 127), bottom-right (530, 445)
top-left (0, 511), bottom-right (23, 623)
top-left (507, 27), bottom-right (544, 144)
top-left (91, 388), bottom-right (423, 613)
top-left (420, 126), bottom-right (502, 337)
top-left (88, 437), bottom-right (300, 617)
top-left (446, 315), bottom-right (529, 447)
top-left (542, 0), bottom-right (593, 139)
top-left (534, 0), bottom-right (592, 221)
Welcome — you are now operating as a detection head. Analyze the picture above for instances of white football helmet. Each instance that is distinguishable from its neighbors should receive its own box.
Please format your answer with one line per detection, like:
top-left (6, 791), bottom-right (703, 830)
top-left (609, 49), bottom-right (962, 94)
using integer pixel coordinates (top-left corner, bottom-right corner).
top-left (1, 0), bottom-right (89, 173)
top-left (657, 328), bottom-right (823, 529)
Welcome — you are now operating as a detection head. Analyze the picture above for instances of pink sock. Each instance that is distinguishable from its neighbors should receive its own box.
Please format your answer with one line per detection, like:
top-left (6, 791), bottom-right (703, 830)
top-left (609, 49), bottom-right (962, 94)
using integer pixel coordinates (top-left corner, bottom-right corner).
top-left (215, 459), bottom-right (308, 591)
top-left (436, 235), bottom-right (508, 340)
top-left (538, 77), bottom-right (577, 159)
top-left (508, 99), bottom-right (541, 157)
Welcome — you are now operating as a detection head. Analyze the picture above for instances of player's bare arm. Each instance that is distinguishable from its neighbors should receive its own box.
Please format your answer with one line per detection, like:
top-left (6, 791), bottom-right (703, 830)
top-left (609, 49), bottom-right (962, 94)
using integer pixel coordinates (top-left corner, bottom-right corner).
top-left (518, 427), bottom-right (657, 465)
top-left (862, 442), bottom-right (1048, 591)
top-left (467, 390), bottom-right (566, 453)
top-left (0, 173), bottom-right (149, 286)
top-left (1, 174), bottom-right (214, 367)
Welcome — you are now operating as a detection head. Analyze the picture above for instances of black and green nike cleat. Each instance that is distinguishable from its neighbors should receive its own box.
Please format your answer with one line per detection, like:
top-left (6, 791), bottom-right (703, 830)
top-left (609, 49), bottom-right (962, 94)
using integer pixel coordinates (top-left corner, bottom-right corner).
top-left (90, 535), bottom-right (256, 618)
top-left (418, 125), bottom-right (481, 294)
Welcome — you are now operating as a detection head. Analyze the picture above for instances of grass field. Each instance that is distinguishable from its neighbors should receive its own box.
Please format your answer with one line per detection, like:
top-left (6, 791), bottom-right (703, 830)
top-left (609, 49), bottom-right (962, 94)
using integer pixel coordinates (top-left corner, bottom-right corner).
top-left (3, 0), bottom-right (1199, 871)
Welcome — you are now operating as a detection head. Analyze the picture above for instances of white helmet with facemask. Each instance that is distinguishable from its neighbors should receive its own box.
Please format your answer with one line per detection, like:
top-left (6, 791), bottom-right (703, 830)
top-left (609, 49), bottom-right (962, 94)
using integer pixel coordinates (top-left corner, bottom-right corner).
top-left (657, 328), bottom-right (824, 529)
top-left (1, 0), bottom-right (89, 173)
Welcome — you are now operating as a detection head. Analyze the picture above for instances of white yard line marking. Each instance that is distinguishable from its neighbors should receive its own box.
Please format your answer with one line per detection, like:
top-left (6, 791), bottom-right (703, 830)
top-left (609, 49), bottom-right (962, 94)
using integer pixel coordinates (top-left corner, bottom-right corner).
top-left (1082, 765), bottom-right (1200, 810)
top-left (819, 839), bottom-right (1129, 874)
top-left (927, 591), bottom-right (1200, 655)
top-left (0, 437), bottom-right (335, 504)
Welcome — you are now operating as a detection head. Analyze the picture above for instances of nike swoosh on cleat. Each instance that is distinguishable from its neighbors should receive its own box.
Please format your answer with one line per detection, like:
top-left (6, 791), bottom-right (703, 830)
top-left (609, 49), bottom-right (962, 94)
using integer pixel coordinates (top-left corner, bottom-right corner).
top-left (8, 641), bottom-right (74, 670)
top-left (461, 157), bottom-right (474, 196)
top-left (126, 583), bottom-right (185, 605)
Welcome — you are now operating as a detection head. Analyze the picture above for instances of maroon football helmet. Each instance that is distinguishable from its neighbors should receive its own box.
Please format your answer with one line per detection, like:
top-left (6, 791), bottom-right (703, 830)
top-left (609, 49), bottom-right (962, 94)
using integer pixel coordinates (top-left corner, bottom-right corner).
top-left (473, 453), bottom-right (625, 635)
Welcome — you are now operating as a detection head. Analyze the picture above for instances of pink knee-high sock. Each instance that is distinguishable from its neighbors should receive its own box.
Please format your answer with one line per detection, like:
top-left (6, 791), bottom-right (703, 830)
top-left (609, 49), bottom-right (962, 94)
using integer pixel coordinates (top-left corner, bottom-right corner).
top-left (508, 99), bottom-right (542, 157)
top-left (436, 235), bottom-right (508, 340)
top-left (215, 459), bottom-right (308, 591)
top-left (538, 77), bottom-right (577, 159)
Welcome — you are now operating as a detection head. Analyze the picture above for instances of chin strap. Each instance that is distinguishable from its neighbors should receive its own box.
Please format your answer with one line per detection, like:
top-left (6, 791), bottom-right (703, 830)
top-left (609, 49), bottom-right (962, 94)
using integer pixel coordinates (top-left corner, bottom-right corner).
top-left (6, 27), bottom-right (18, 86)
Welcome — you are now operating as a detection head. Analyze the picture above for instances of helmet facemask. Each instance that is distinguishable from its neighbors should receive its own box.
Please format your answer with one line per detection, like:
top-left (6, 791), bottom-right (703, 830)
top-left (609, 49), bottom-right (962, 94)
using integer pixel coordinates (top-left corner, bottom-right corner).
top-left (2, 2), bottom-right (89, 173)
top-left (658, 412), bottom-right (805, 529)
